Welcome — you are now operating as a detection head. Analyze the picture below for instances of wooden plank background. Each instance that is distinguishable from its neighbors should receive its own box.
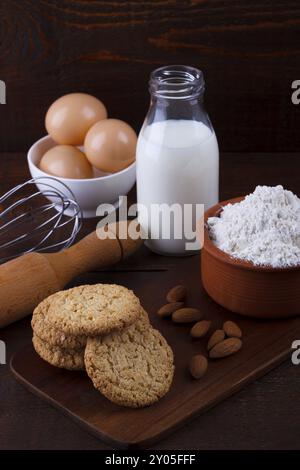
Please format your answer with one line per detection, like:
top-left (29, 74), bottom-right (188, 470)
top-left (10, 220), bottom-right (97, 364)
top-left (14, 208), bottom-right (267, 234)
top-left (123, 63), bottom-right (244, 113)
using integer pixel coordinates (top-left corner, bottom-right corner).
top-left (0, 0), bottom-right (300, 153)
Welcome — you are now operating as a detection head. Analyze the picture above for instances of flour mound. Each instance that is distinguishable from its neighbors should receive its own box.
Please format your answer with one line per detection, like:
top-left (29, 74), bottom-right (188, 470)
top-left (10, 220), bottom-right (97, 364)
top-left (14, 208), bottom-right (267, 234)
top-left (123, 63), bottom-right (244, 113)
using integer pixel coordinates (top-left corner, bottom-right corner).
top-left (207, 185), bottom-right (300, 268)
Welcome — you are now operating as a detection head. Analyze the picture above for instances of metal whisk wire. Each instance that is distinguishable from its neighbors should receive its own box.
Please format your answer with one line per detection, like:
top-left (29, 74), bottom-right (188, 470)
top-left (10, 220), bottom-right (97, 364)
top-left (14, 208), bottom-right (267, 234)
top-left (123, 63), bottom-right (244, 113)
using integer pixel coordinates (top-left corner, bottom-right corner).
top-left (0, 177), bottom-right (82, 263)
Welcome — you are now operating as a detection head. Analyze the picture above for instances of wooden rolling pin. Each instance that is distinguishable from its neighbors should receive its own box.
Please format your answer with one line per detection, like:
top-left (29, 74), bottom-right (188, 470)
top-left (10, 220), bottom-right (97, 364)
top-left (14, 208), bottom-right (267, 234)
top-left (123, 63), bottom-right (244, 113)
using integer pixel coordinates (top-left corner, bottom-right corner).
top-left (0, 220), bottom-right (143, 328)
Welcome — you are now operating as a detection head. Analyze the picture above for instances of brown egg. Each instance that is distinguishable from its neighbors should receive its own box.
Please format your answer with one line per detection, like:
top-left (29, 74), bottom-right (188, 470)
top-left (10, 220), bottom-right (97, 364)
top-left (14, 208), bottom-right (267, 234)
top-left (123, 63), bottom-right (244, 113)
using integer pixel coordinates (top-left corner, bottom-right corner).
top-left (39, 145), bottom-right (93, 179)
top-left (45, 93), bottom-right (107, 145)
top-left (84, 119), bottom-right (137, 173)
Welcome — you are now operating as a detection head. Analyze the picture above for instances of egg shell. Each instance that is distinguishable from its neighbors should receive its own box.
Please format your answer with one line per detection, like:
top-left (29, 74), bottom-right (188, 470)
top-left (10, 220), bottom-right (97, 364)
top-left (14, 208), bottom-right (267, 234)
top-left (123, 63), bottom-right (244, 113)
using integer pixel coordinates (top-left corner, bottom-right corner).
top-left (45, 93), bottom-right (107, 146)
top-left (84, 118), bottom-right (137, 173)
top-left (39, 145), bottom-right (94, 179)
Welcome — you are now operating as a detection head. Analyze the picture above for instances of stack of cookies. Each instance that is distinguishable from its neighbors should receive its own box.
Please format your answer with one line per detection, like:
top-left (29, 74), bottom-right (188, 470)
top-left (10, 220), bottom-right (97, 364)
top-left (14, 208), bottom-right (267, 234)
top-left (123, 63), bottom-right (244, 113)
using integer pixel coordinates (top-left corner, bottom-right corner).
top-left (31, 284), bottom-right (174, 408)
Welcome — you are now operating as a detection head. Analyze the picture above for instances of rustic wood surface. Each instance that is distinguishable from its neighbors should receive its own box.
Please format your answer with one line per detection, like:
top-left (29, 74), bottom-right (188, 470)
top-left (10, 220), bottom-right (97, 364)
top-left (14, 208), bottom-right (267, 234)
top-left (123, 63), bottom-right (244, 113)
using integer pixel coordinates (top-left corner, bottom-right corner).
top-left (10, 260), bottom-right (300, 449)
top-left (1, 152), bottom-right (300, 449)
top-left (1, 1), bottom-right (300, 153)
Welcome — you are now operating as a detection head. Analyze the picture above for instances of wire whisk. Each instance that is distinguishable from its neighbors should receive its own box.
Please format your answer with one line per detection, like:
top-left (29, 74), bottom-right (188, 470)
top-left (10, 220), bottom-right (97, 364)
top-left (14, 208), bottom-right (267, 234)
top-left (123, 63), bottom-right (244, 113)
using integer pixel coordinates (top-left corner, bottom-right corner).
top-left (0, 177), bottom-right (82, 263)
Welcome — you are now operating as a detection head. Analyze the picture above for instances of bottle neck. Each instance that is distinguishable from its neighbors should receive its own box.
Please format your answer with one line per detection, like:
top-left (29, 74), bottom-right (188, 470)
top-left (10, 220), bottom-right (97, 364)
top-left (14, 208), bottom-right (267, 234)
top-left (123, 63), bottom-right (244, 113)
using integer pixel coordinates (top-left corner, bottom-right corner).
top-left (146, 65), bottom-right (209, 125)
top-left (149, 65), bottom-right (205, 101)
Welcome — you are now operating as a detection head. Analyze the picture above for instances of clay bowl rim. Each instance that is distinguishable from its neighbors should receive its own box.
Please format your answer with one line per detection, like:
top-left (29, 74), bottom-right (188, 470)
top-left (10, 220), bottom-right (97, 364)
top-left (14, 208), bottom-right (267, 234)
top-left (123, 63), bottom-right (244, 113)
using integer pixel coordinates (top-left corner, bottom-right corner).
top-left (204, 196), bottom-right (300, 273)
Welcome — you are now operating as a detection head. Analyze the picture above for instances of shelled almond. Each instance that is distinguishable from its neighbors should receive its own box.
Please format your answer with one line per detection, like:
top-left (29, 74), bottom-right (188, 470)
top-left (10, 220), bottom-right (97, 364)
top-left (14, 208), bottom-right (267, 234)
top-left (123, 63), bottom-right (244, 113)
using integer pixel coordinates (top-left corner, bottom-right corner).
top-left (207, 329), bottom-right (225, 351)
top-left (189, 354), bottom-right (208, 379)
top-left (172, 307), bottom-right (202, 323)
top-left (190, 320), bottom-right (211, 339)
top-left (209, 338), bottom-right (242, 359)
top-left (223, 320), bottom-right (242, 338)
top-left (157, 302), bottom-right (184, 318)
top-left (166, 285), bottom-right (187, 303)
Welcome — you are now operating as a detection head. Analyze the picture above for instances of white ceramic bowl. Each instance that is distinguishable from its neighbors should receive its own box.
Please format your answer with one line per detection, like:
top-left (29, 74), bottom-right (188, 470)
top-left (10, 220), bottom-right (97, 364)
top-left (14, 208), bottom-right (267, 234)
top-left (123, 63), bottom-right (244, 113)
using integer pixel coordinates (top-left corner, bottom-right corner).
top-left (28, 135), bottom-right (136, 218)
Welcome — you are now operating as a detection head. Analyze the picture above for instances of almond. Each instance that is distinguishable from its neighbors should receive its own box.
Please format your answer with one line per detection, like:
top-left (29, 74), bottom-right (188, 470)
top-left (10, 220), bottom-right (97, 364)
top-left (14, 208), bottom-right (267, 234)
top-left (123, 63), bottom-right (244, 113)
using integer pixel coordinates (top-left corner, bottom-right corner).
top-left (172, 307), bottom-right (202, 323)
top-left (166, 285), bottom-right (187, 303)
top-left (189, 354), bottom-right (208, 379)
top-left (223, 320), bottom-right (242, 338)
top-left (190, 320), bottom-right (211, 338)
top-left (157, 302), bottom-right (184, 318)
top-left (209, 337), bottom-right (242, 359)
top-left (207, 329), bottom-right (225, 350)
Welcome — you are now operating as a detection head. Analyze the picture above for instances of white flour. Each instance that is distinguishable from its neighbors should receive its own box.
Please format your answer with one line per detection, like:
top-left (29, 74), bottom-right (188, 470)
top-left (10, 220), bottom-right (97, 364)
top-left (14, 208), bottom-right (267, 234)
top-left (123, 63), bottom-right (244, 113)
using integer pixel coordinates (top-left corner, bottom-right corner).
top-left (207, 185), bottom-right (300, 268)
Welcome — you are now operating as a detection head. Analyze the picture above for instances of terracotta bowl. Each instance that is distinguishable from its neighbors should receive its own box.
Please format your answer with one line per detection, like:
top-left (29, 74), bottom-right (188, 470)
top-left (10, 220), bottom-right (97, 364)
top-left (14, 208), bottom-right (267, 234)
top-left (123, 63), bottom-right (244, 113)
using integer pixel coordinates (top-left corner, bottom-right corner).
top-left (201, 197), bottom-right (300, 319)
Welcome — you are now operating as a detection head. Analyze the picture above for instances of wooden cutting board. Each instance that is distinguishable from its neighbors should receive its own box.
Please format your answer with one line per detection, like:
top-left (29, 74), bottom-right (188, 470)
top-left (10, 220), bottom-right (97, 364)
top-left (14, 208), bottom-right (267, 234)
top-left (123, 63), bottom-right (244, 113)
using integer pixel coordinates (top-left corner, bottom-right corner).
top-left (10, 251), bottom-right (300, 449)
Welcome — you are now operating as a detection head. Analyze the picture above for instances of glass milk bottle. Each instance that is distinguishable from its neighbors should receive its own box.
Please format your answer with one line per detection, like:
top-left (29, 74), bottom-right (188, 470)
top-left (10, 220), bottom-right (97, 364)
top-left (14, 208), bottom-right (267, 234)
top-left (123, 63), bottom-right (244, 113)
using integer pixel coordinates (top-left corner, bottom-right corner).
top-left (136, 65), bottom-right (219, 255)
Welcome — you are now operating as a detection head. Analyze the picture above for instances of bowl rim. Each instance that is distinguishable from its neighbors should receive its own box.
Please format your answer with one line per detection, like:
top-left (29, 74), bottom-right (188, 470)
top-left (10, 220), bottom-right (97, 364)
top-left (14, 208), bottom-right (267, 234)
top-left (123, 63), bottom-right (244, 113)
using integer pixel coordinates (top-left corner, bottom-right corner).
top-left (204, 196), bottom-right (300, 272)
top-left (27, 134), bottom-right (136, 183)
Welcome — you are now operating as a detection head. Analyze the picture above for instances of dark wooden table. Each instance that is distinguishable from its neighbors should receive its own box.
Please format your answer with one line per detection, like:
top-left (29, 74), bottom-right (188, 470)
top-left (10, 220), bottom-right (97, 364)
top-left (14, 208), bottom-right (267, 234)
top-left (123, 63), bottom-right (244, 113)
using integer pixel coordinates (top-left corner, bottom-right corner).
top-left (1, 152), bottom-right (300, 450)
